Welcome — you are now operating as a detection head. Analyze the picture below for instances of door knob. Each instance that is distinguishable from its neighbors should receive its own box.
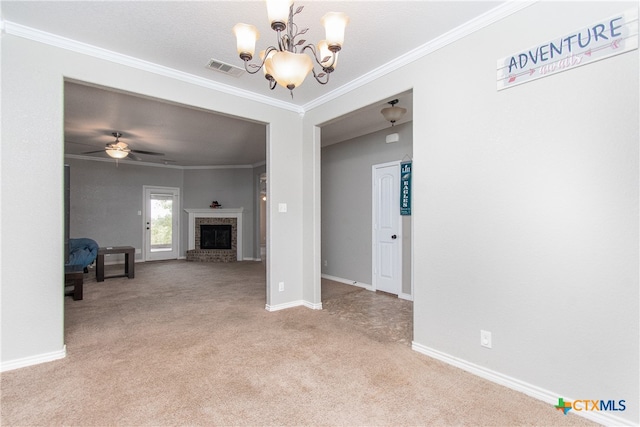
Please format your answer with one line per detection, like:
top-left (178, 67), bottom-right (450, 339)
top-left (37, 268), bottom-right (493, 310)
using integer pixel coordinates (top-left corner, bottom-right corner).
top-left (391, 234), bottom-right (397, 239)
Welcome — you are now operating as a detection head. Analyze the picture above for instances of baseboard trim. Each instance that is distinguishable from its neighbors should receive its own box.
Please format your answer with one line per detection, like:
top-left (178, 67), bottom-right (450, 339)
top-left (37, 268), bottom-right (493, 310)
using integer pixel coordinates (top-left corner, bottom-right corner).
top-left (321, 274), bottom-right (373, 291)
top-left (265, 300), bottom-right (322, 311)
top-left (265, 300), bottom-right (305, 312)
top-left (399, 292), bottom-right (413, 301)
top-left (303, 300), bottom-right (323, 310)
top-left (1, 345), bottom-right (66, 372)
top-left (411, 342), bottom-right (635, 427)
top-left (242, 257), bottom-right (261, 261)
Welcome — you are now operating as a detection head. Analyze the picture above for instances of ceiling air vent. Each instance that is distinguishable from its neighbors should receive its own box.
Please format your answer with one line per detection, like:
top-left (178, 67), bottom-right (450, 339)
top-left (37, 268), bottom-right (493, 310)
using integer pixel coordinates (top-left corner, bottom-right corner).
top-left (206, 59), bottom-right (245, 78)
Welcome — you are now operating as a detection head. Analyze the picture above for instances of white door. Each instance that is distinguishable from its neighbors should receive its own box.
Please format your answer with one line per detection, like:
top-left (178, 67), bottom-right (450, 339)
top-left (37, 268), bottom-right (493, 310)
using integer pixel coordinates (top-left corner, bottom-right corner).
top-left (143, 186), bottom-right (180, 261)
top-left (372, 162), bottom-right (401, 295)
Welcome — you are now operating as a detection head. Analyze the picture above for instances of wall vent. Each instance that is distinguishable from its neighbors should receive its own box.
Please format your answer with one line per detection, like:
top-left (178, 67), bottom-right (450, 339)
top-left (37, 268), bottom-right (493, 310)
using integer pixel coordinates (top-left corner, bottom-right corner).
top-left (205, 59), bottom-right (245, 77)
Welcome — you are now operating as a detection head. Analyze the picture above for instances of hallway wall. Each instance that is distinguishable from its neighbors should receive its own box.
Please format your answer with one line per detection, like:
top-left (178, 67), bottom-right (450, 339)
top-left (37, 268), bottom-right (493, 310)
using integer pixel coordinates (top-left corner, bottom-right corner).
top-left (321, 122), bottom-right (413, 295)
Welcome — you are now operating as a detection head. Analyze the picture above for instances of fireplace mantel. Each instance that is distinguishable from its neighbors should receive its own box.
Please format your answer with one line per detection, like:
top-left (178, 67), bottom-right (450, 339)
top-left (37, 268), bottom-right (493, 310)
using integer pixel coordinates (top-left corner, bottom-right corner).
top-left (185, 208), bottom-right (243, 260)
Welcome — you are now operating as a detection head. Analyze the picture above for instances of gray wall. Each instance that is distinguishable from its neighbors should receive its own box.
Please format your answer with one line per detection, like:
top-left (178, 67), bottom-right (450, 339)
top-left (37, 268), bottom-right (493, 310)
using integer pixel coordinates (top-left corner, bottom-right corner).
top-left (306, 2), bottom-right (638, 423)
top-left (67, 159), bottom-right (262, 261)
top-left (3, 3), bottom-right (638, 423)
top-left (1, 31), bottom-right (306, 368)
top-left (414, 6), bottom-right (638, 420)
top-left (321, 122), bottom-right (412, 295)
top-left (183, 167), bottom-right (258, 259)
top-left (66, 158), bottom-right (183, 261)
top-left (253, 165), bottom-right (267, 257)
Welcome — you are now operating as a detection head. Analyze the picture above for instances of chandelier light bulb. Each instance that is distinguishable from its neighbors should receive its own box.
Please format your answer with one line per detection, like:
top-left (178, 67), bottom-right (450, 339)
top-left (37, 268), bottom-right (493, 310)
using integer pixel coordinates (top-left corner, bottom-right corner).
top-left (260, 49), bottom-right (276, 78)
top-left (321, 12), bottom-right (349, 50)
top-left (317, 40), bottom-right (338, 70)
top-left (233, 23), bottom-right (259, 60)
top-left (270, 51), bottom-right (313, 90)
top-left (266, 0), bottom-right (293, 31)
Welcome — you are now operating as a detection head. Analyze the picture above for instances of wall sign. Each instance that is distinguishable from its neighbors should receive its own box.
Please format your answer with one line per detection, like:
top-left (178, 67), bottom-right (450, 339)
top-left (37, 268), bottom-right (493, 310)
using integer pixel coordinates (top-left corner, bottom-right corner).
top-left (497, 9), bottom-right (638, 90)
top-left (400, 161), bottom-right (412, 216)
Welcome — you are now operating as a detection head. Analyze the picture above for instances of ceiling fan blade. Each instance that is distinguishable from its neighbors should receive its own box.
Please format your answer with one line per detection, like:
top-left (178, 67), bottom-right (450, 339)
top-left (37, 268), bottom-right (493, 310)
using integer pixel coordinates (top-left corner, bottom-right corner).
top-left (67, 140), bottom-right (103, 148)
top-left (128, 153), bottom-right (142, 161)
top-left (130, 149), bottom-right (165, 156)
top-left (81, 150), bottom-right (106, 154)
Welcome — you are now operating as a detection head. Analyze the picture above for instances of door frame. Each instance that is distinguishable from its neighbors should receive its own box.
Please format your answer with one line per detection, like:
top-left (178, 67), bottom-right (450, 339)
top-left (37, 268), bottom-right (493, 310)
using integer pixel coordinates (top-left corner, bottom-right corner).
top-left (142, 185), bottom-right (181, 261)
top-left (371, 161), bottom-right (402, 295)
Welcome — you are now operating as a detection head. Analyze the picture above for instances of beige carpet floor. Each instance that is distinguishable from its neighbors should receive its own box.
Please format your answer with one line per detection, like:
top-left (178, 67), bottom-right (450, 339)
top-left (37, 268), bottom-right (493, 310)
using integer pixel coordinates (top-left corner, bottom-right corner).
top-left (1, 260), bottom-right (597, 426)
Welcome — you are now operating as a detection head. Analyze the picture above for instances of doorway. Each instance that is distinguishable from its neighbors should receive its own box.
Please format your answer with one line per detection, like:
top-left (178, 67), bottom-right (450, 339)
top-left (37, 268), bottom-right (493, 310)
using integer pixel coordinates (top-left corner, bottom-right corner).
top-left (319, 91), bottom-right (413, 302)
top-left (259, 173), bottom-right (267, 262)
top-left (372, 162), bottom-right (402, 295)
top-left (143, 186), bottom-right (180, 261)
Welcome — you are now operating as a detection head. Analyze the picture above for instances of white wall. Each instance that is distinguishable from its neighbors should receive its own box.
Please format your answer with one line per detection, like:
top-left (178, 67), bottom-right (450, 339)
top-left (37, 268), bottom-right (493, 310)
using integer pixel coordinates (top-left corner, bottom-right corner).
top-left (304, 2), bottom-right (639, 424)
top-left (1, 35), bottom-right (305, 366)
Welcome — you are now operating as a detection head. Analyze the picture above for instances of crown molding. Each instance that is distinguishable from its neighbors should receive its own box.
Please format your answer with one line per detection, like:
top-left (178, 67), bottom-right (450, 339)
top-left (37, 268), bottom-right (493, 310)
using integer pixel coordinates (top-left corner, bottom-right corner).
top-left (2, 20), bottom-right (304, 115)
top-left (3, 1), bottom-right (535, 115)
top-left (65, 154), bottom-right (183, 168)
top-left (303, 0), bottom-right (537, 111)
top-left (181, 164), bottom-right (254, 170)
top-left (64, 154), bottom-right (258, 169)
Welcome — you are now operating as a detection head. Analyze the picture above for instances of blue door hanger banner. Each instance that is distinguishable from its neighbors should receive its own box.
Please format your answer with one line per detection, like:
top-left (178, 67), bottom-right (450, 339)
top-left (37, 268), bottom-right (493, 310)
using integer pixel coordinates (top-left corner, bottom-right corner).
top-left (400, 161), bottom-right (411, 216)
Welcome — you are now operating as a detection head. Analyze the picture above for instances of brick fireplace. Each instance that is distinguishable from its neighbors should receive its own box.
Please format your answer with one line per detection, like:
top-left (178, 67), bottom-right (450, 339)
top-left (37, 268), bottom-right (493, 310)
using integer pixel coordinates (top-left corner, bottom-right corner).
top-left (185, 208), bottom-right (243, 262)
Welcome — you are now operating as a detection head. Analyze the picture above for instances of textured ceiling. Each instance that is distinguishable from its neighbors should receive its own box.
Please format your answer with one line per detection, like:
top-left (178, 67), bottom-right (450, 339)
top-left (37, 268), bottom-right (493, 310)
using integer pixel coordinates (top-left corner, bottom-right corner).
top-left (64, 82), bottom-right (267, 167)
top-left (2, 1), bottom-right (503, 166)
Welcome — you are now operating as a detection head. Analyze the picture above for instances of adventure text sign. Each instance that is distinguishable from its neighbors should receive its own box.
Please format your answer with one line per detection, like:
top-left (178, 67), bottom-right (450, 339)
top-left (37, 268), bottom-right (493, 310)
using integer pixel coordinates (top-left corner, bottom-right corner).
top-left (497, 9), bottom-right (638, 90)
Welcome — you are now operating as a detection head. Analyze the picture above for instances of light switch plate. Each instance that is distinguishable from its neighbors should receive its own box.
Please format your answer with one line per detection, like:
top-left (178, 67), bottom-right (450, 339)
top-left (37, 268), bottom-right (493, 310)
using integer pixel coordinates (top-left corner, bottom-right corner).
top-left (278, 203), bottom-right (287, 213)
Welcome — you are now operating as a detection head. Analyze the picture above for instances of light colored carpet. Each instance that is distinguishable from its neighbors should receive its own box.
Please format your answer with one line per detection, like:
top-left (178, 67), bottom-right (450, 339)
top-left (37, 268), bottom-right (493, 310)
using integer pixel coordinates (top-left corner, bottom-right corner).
top-left (1, 260), bottom-right (597, 426)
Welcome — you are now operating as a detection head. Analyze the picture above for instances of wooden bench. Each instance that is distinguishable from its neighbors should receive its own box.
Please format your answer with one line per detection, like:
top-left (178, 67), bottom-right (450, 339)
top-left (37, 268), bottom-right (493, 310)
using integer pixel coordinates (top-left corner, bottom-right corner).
top-left (96, 246), bottom-right (135, 282)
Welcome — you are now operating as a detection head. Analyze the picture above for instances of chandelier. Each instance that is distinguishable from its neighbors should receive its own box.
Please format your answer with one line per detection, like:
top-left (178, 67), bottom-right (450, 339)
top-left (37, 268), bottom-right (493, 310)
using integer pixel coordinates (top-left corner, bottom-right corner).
top-left (233, 0), bottom-right (349, 95)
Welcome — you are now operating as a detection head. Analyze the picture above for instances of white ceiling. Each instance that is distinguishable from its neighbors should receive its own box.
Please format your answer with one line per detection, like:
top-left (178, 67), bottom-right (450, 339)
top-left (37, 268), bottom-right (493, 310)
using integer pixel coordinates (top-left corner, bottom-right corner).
top-left (2, 1), bottom-right (503, 166)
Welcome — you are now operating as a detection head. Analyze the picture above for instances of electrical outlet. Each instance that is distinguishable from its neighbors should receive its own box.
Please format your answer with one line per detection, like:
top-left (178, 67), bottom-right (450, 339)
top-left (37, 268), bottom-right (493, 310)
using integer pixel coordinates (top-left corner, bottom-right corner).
top-left (135, 248), bottom-right (141, 254)
top-left (323, 260), bottom-right (328, 267)
top-left (481, 330), bottom-right (492, 349)
top-left (278, 281), bottom-right (284, 292)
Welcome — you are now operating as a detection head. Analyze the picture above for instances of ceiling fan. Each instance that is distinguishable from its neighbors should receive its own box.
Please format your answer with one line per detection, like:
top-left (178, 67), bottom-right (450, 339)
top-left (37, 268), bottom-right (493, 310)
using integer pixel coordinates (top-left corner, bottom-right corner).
top-left (82, 132), bottom-right (164, 161)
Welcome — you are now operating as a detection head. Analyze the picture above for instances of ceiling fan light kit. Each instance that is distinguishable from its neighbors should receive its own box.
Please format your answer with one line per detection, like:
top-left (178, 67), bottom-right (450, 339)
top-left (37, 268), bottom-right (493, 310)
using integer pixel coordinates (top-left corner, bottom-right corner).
top-left (105, 132), bottom-right (131, 159)
top-left (105, 148), bottom-right (129, 159)
top-left (233, 0), bottom-right (349, 95)
top-left (82, 131), bottom-right (166, 162)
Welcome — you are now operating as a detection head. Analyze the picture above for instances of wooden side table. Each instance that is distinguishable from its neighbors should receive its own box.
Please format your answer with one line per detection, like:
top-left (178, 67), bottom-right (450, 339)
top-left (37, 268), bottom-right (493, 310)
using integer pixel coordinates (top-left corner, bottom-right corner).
top-left (64, 264), bottom-right (84, 300)
top-left (96, 246), bottom-right (135, 282)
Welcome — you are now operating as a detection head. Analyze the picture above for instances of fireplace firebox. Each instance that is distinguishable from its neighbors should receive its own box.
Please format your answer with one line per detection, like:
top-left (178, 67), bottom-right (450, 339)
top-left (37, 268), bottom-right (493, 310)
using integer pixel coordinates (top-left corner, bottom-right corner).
top-left (200, 224), bottom-right (232, 250)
